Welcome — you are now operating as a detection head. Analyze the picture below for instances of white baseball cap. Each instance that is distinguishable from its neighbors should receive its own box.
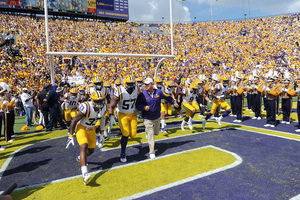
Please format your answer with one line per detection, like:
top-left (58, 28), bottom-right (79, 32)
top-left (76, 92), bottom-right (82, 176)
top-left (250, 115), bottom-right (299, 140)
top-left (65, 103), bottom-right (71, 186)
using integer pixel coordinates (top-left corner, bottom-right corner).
top-left (144, 78), bottom-right (154, 84)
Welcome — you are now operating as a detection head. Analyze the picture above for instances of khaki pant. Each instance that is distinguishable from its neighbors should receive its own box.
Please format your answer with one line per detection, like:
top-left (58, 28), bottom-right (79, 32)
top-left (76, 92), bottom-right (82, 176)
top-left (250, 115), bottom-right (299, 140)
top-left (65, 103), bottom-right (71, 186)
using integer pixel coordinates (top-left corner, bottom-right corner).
top-left (144, 118), bottom-right (160, 154)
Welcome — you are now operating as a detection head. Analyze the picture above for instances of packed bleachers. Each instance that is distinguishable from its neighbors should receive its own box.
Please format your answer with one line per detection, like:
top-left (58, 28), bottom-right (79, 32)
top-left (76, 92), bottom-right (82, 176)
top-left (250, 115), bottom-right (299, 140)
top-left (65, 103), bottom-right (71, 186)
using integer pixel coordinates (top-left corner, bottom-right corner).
top-left (1, 13), bottom-right (300, 94)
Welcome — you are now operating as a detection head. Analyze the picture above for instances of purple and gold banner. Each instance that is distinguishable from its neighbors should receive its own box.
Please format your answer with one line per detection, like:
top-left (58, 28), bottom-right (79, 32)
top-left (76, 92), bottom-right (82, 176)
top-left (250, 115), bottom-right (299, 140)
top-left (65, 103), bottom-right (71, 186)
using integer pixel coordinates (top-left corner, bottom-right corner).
top-left (87, 0), bottom-right (96, 13)
top-left (0, 0), bottom-right (7, 7)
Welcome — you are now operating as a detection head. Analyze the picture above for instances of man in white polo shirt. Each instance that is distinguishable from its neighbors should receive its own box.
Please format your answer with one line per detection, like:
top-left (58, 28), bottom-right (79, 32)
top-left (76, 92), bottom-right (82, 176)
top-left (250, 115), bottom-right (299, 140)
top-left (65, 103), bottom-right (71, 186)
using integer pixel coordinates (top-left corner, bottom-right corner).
top-left (21, 88), bottom-right (36, 127)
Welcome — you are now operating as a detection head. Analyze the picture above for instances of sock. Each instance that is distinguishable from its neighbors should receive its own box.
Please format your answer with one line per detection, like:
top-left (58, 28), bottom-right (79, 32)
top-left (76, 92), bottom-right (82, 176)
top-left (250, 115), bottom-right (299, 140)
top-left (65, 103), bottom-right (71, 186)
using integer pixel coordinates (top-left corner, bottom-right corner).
top-left (81, 165), bottom-right (88, 176)
top-left (219, 116), bottom-right (223, 120)
top-left (205, 113), bottom-right (212, 120)
top-left (121, 136), bottom-right (128, 157)
top-left (222, 109), bottom-right (231, 117)
top-left (161, 120), bottom-right (165, 129)
top-left (188, 117), bottom-right (192, 124)
top-left (181, 120), bottom-right (186, 126)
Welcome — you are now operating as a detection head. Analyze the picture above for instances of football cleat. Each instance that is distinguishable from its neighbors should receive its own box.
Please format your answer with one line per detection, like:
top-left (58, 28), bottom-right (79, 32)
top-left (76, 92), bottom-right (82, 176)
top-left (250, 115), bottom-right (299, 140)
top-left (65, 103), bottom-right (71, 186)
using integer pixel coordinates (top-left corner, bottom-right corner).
top-left (120, 156), bottom-right (127, 163)
top-left (149, 154), bottom-right (156, 159)
top-left (270, 125), bottom-right (275, 128)
top-left (83, 173), bottom-right (91, 185)
top-left (295, 129), bottom-right (300, 132)
top-left (264, 124), bottom-right (271, 127)
top-left (286, 122), bottom-right (290, 124)
top-left (96, 134), bottom-right (104, 148)
top-left (216, 117), bottom-right (222, 126)
top-left (257, 117), bottom-right (261, 120)
top-left (282, 121), bottom-right (286, 124)
top-left (252, 117), bottom-right (257, 119)
top-left (161, 128), bottom-right (167, 133)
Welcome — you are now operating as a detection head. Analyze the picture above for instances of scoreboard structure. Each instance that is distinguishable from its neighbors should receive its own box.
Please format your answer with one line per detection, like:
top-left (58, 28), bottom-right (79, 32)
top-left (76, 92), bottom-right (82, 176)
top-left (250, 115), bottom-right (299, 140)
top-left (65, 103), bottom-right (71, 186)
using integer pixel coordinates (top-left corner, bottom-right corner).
top-left (0, 0), bottom-right (128, 21)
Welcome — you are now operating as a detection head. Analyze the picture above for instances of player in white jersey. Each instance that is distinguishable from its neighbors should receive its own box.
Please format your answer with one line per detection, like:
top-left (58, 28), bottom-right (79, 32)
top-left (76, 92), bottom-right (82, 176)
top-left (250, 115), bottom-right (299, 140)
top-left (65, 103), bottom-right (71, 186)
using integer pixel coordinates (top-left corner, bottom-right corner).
top-left (61, 88), bottom-right (82, 133)
top-left (136, 77), bottom-right (144, 121)
top-left (154, 77), bottom-right (169, 133)
top-left (109, 75), bottom-right (140, 163)
top-left (66, 90), bottom-right (108, 185)
top-left (202, 74), bottom-right (231, 129)
top-left (136, 77), bottom-right (144, 91)
top-left (180, 82), bottom-right (200, 131)
top-left (79, 86), bottom-right (87, 102)
top-left (164, 81), bottom-right (175, 115)
top-left (86, 76), bottom-right (110, 103)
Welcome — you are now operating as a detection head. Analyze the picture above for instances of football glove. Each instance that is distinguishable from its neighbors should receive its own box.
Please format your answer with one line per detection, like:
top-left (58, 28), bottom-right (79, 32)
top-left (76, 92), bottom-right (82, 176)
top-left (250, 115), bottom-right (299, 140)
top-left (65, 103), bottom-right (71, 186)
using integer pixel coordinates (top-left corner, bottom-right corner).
top-left (66, 136), bottom-right (74, 149)
top-left (109, 115), bottom-right (115, 131)
top-left (96, 133), bottom-right (104, 148)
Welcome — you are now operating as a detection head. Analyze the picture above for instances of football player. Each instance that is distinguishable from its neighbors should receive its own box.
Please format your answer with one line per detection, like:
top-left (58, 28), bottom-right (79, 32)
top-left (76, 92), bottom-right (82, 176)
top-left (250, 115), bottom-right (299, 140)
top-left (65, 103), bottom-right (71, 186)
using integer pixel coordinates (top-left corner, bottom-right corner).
top-left (61, 88), bottom-right (82, 134)
top-left (66, 90), bottom-right (108, 185)
top-left (164, 81), bottom-right (175, 116)
top-left (136, 77), bottom-right (144, 91)
top-left (87, 76), bottom-right (110, 103)
top-left (180, 82), bottom-right (200, 131)
top-left (154, 77), bottom-right (168, 133)
top-left (202, 74), bottom-right (231, 129)
top-left (109, 75), bottom-right (140, 163)
top-left (79, 86), bottom-right (87, 102)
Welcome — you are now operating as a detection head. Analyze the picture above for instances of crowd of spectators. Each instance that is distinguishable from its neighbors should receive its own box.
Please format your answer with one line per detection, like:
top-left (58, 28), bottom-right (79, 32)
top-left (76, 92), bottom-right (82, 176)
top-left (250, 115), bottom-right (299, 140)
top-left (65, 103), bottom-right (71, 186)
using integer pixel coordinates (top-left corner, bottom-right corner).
top-left (0, 13), bottom-right (300, 133)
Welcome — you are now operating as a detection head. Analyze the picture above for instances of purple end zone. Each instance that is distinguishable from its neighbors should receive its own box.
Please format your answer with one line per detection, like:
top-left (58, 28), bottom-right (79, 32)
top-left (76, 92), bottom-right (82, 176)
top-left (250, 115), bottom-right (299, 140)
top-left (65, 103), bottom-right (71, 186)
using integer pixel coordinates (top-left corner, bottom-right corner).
top-left (0, 126), bottom-right (299, 199)
top-left (137, 130), bottom-right (300, 200)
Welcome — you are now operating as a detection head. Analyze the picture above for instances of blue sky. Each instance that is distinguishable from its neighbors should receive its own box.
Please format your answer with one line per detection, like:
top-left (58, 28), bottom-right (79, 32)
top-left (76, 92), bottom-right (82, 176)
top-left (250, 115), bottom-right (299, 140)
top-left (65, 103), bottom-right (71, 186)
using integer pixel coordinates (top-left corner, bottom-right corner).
top-left (128, 0), bottom-right (300, 23)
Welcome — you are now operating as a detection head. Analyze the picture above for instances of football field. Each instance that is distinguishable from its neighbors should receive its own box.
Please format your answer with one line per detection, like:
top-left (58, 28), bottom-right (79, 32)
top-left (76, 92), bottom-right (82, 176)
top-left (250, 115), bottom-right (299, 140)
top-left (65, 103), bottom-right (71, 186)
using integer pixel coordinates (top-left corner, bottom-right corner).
top-left (0, 112), bottom-right (300, 200)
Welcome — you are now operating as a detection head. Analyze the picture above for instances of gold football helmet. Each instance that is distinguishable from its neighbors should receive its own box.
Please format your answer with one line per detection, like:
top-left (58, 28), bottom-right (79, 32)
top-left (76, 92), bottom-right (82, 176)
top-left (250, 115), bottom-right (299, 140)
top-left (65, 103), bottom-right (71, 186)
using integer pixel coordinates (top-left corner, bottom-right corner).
top-left (90, 91), bottom-right (105, 109)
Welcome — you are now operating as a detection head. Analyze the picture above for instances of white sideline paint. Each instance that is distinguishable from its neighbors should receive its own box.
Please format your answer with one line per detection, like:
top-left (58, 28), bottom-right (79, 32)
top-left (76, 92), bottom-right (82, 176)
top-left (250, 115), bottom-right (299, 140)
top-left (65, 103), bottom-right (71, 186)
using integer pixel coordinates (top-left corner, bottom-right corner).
top-left (1, 122), bottom-right (299, 192)
top-left (1, 122), bottom-right (299, 181)
top-left (195, 115), bottom-right (300, 139)
top-left (235, 128), bottom-right (300, 142)
top-left (118, 146), bottom-right (243, 200)
top-left (14, 145), bottom-right (243, 193)
top-left (290, 194), bottom-right (300, 200)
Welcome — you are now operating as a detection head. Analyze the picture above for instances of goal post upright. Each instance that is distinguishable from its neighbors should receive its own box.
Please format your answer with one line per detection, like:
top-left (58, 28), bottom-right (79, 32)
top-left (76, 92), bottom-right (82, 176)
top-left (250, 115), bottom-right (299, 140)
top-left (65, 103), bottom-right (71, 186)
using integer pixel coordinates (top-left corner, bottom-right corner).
top-left (44, 0), bottom-right (175, 85)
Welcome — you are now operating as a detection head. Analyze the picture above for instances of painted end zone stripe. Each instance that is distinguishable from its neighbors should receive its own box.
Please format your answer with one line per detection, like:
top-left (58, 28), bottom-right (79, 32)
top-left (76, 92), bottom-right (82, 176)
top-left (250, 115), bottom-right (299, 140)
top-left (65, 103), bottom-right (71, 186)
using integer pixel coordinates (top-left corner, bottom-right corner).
top-left (12, 146), bottom-right (242, 200)
top-left (194, 116), bottom-right (300, 141)
top-left (119, 146), bottom-right (243, 200)
top-left (290, 194), bottom-right (300, 200)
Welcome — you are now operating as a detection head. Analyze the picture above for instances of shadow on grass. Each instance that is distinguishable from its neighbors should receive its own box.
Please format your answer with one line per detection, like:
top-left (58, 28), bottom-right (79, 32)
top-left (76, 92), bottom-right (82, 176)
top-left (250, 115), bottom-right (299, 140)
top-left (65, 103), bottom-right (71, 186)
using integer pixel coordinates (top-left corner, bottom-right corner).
top-left (12, 185), bottom-right (45, 200)
top-left (3, 159), bottom-right (52, 177)
top-left (14, 145), bottom-right (52, 157)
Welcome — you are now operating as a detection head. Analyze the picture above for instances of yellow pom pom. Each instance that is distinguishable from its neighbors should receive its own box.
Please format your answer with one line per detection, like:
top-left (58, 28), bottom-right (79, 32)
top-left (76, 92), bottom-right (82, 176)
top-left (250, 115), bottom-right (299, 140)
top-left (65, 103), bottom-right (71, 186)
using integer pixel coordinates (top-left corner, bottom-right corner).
top-left (36, 125), bottom-right (44, 130)
top-left (21, 125), bottom-right (29, 131)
